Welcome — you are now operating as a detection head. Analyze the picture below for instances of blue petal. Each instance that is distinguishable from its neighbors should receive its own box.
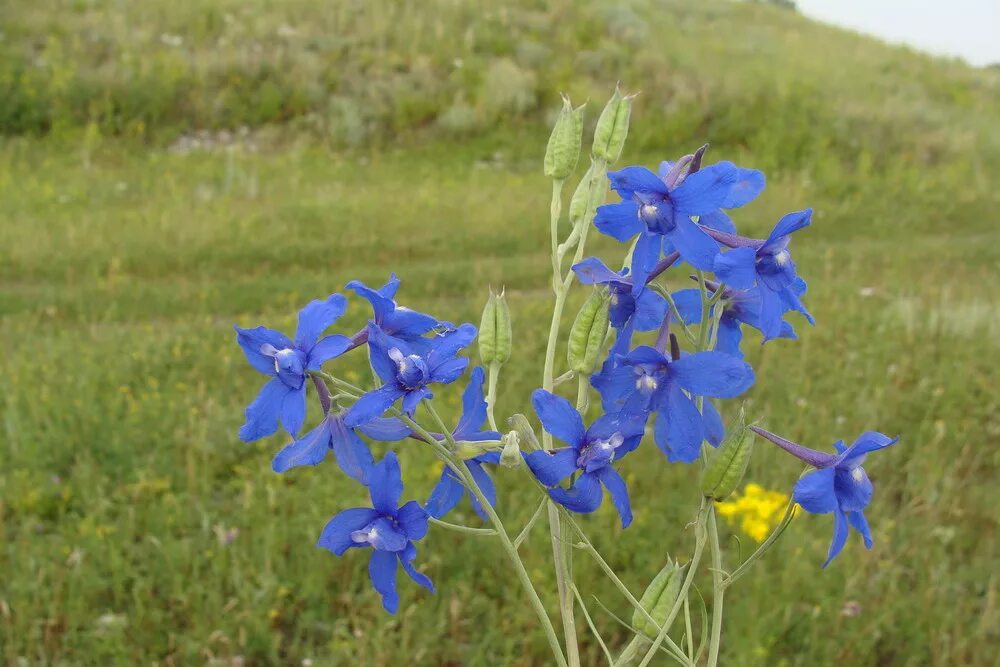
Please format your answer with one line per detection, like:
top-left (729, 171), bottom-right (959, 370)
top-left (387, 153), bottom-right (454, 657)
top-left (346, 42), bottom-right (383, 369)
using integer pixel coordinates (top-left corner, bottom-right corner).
top-left (607, 166), bottom-right (669, 198)
top-left (316, 507), bottom-right (380, 555)
top-left (654, 387), bottom-right (705, 463)
top-left (847, 511), bottom-right (873, 549)
top-left (344, 384), bottom-right (404, 428)
top-left (839, 432), bottom-right (898, 468)
top-left (702, 399), bottom-right (725, 447)
top-left (667, 217), bottom-right (719, 271)
top-left (573, 257), bottom-right (629, 287)
top-left (452, 367), bottom-right (489, 440)
top-left (401, 386), bottom-right (432, 416)
top-left (596, 467), bottom-right (633, 527)
top-left (279, 387), bottom-right (306, 437)
top-left (523, 448), bottom-right (580, 487)
top-left (697, 209), bottom-right (737, 234)
top-left (793, 467), bottom-right (838, 514)
top-left (368, 549), bottom-right (400, 613)
top-left (531, 389), bottom-right (586, 448)
top-left (368, 451), bottom-right (404, 515)
top-left (424, 467), bottom-right (464, 519)
top-left (720, 168), bottom-right (765, 209)
top-left (466, 460), bottom-right (497, 521)
top-left (670, 351), bottom-right (755, 398)
top-left (594, 201), bottom-right (642, 242)
top-left (633, 287), bottom-right (669, 332)
top-left (399, 543), bottom-right (435, 593)
top-left (823, 509), bottom-right (850, 568)
top-left (366, 323), bottom-right (404, 384)
top-left (778, 284), bottom-right (815, 326)
top-left (591, 365), bottom-right (638, 413)
top-left (272, 418), bottom-right (333, 473)
top-left (429, 357), bottom-right (468, 385)
top-left (329, 415), bottom-right (375, 483)
top-left (235, 326), bottom-right (292, 376)
top-left (763, 209), bottom-right (812, 251)
top-left (833, 467), bottom-right (873, 512)
top-left (756, 286), bottom-right (786, 340)
top-left (669, 161), bottom-right (738, 216)
top-left (629, 233), bottom-right (662, 294)
top-left (383, 307), bottom-right (440, 338)
top-left (295, 294), bottom-right (348, 350)
top-left (346, 278), bottom-right (396, 323)
top-left (549, 472), bottom-right (603, 514)
top-left (368, 516), bottom-right (409, 552)
top-left (426, 323), bottom-right (477, 368)
top-left (396, 500), bottom-right (429, 541)
top-left (713, 247), bottom-right (758, 290)
top-left (239, 378), bottom-right (290, 442)
top-left (359, 417), bottom-right (411, 441)
top-left (307, 334), bottom-right (352, 369)
top-left (715, 315), bottom-right (744, 359)
top-left (670, 289), bottom-right (703, 325)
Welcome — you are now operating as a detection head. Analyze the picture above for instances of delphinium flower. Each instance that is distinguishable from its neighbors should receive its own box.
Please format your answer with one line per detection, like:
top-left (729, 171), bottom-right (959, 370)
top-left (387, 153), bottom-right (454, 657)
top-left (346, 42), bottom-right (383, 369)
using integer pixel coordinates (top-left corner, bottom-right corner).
top-left (346, 274), bottom-right (449, 351)
top-left (750, 426), bottom-right (899, 566)
top-left (522, 389), bottom-right (646, 527)
top-left (571, 257), bottom-right (669, 331)
top-left (344, 322), bottom-right (477, 427)
top-left (316, 451), bottom-right (433, 613)
top-left (710, 209), bottom-right (815, 339)
top-left (271, 410), bottom-right (410, 482)
top-left (424, 367), bottom-right (503, 520)
top-left (593, 344), bottom-right (754, 463)
top-left (670, 279), bottom-right (804, 359)
top-left (235, 294), bottom-right (352, 441)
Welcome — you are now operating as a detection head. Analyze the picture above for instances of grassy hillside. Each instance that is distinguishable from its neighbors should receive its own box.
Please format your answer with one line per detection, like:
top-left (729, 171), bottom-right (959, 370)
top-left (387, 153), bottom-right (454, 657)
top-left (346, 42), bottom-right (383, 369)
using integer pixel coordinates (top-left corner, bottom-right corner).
top-left (1, 0), bottom-right (999, 665)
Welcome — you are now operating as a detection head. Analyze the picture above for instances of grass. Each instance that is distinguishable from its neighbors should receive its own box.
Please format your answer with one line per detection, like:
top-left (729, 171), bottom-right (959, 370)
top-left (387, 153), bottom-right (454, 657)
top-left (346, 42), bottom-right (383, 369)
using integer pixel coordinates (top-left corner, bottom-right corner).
top-left (2, 0), bottom-right (999, 665)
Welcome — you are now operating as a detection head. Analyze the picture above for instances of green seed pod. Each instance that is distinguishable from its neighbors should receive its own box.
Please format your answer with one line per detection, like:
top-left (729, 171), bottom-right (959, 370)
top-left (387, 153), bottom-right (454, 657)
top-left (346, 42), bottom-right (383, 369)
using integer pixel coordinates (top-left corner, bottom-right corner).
top-left (632, 558), bottom-right (688, 638)
top-left (500, 431), bottom-right (522, 468)
top-left (478, 288), bottom-right (512, 366)
top-left (567, 289), bottom-right (611, 374)
top-left (567, 166), bottom-right (595, 226)
top-left (507, 413), bottom-right (541, 452)
top-left (592, 86), bottom-right (634, 164)
top-left (543, 95), bottom-right (585, 180)
top-left (701, 406), bottom-right (754, 500)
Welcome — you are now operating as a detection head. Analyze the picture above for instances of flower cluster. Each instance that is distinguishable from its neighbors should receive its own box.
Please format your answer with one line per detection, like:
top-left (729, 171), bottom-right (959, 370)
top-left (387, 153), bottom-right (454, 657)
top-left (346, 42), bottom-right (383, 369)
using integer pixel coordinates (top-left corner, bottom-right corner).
top-left (716, 484), bottom-right (791, 542)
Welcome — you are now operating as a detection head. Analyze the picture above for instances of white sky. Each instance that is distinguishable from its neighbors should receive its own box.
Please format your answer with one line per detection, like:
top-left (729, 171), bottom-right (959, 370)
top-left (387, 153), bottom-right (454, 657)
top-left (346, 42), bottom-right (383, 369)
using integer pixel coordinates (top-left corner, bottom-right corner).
top-left (797, 0), bottom-right (1000, 67)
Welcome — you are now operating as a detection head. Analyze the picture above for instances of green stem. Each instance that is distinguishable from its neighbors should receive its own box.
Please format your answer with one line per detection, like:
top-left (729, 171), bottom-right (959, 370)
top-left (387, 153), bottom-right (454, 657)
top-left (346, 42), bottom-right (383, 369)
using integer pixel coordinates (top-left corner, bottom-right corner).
top-left (575, 373), bottom-right (590, 413)
top-left (572, 584), bottom-right (615, 666)
top-left (648, 283), bottom-right (697, 346)
top-left (429, 517), bottom-right (496, 536)
top-left (706, 507), bottom-right (725, 667)
top-left (515, 496), bottom-right (549, 550)
top-left (486, 361), bottom-right (501, 431)
top-left (550, 179), bottom-right (566, 287)
top-left (401, 409), bottom-right (568, 667)
top-left (722, 499), bottom-right (796, 588)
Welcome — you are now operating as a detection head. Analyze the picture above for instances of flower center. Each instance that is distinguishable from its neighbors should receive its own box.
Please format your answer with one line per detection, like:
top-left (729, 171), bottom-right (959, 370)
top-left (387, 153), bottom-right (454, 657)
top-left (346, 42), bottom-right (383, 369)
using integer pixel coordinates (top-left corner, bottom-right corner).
top-left (850, 467), bottom-right (865, 483)
top-left (635, 373), bottom-right (658, 394)
top-left (260, 344), bottom-right (306, 389)
top-left (350, 525), bottom-right (379, 545)
top-left (389, 348), bottom-right (429, 390)
top-left (577, 433), bottom-right (625, 472)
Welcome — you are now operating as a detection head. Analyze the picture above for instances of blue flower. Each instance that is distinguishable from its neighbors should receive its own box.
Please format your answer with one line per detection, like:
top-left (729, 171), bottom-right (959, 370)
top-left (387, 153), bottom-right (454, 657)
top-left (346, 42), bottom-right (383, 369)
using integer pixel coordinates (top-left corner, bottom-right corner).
top-left (235, 294), bottom-right (352, 441)
top-left (424, 367), bottom-right (503, 521)
top-left (711, 210), bottom-right (815, 339)
top-left (572, 257), bottom-right (668, 331)
top-left (347, 274), bottom-right (447, 351)
top-left (750, 426), bottom-right (898, 566)
top-left (671, 281), bottom-right (803, 359)
top-left (343, 322), bottom-right (477, 427)
top-left (271, 411), bottom-right (410, 483)
top-left (592, 346), bottom-right (754, 463)
top-left (522, 390), bottom-right (646, 527)
top-left (316, 452), bottom-right (433, 613)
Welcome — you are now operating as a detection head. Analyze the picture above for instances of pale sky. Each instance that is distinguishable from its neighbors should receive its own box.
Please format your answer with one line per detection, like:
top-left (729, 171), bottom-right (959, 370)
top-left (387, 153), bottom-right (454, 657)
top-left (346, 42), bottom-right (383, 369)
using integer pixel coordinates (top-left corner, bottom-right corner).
top-left (797, 0), bottom-right (999, 67)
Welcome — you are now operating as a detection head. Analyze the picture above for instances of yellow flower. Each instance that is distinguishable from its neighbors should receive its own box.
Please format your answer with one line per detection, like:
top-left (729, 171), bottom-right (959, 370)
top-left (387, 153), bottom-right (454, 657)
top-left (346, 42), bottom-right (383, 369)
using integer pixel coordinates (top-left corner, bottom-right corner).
top-left (715, 483), bottom-right (791, 543)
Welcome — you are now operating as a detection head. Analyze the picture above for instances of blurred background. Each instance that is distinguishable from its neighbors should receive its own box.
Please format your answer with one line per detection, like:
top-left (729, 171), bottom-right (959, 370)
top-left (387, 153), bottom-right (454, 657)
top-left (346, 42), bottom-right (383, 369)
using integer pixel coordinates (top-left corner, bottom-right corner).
top-left (1, 0), bottom-right (998, 664)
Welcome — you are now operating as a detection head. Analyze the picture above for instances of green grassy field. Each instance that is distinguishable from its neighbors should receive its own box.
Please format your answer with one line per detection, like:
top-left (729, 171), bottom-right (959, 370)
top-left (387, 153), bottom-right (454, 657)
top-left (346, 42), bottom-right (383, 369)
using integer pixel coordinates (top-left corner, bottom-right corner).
top-left (2, 0), bottom-right (999, 665)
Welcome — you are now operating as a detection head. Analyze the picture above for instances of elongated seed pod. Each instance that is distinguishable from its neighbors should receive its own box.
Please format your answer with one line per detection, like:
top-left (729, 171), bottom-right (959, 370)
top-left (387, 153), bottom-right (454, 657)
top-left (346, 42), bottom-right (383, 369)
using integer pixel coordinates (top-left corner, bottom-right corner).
top-left (507, 413), bottom-right (541, 452)
top-left (493, 289), bottom-right (512, 364)
top-left (632, 559), bottom-right (688, 637)
top-left (543, 95), bottom-right (585, 180)
top-left (478, 290), bottom-right (498, 365)
top-left (592, 86), bottom-right (634, 164)
top-left (567, 289), bottom-right (610, 374)
top-left (702, 406), bottom-right (754, 500)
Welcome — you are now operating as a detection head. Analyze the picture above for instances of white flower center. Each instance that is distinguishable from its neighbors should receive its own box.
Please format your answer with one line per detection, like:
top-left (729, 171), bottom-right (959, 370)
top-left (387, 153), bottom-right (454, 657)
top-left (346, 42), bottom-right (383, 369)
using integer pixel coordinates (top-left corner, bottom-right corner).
top-left (351, 526), bottom-right (378, 544)
top-left (636, 374), bottom-right (658, 393)
top-left (774, 250), bottom-right (790, 266)
top-left (640, 204), bottom-right (658, 218)
top-left (850, 468), bottom-right (864, 483)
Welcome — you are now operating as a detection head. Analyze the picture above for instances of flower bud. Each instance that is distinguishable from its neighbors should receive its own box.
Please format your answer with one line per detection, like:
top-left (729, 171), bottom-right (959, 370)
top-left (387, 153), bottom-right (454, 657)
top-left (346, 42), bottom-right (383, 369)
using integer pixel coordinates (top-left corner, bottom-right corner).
top-left (633, 558), bottom-right (688, 638)
top-left (567, 289), bottom-right (610, 375)
top-left (478, 288), bottom-right (512, 367)
top-left (592, 85), bottom-right (634, 164)
top-left (507, 413), bottom-right (541, 452)
top-left (702, 406), bottom-right (754, 501)
top-left (567, 165), bottom-right (595, 226)
top-left (544, 95), bottom-right (585, 180)
top-left (500, 431), bottom-right (522, 468)
top-left (456, 439), bottom-right (503, 459)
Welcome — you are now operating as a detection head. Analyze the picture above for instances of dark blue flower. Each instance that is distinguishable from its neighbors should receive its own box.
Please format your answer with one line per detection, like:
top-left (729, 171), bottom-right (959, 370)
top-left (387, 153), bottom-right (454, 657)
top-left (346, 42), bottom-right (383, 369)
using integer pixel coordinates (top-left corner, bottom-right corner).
top-left (750, 426), bottom-right (898, 567)
top-left (572, 257), bottom-right (667, 331)
top-left (271, 411), bottom-right (410, 483)
top-left (424, 367), bottom-right (503, 521)
top-left (522, 390), bottom-right (646, 527)
top-left (711, 210), bottom-right (815, 339)
top-left (316, 452), bottom-right (433, 613)
top-left (343, 322), bottom-right (477, 427)
top-left (593, 346), bottom-right (754, 463)
top-left (671, 281), bottom-right (803, 359)
top-left (235, 294), bottom-right (352, 441)
top-left (346, 274), bottom-right (447, 351)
